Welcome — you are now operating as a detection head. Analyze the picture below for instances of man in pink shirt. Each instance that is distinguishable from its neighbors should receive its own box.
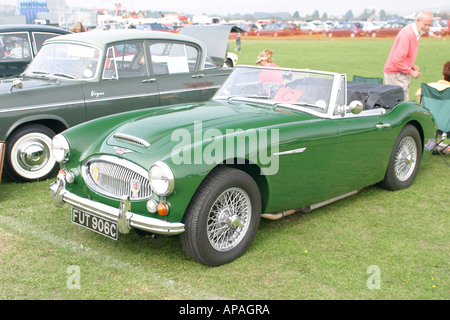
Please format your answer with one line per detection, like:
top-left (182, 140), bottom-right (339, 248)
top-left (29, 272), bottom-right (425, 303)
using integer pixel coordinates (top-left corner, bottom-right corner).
top-left (384, 11), bottom-right (433, 100)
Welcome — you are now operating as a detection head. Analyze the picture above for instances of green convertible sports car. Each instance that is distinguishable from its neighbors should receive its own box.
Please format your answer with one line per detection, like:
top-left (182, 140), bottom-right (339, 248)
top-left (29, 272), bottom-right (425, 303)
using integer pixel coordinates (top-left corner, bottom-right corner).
top-left (50, 65), bottom-right (436, 266)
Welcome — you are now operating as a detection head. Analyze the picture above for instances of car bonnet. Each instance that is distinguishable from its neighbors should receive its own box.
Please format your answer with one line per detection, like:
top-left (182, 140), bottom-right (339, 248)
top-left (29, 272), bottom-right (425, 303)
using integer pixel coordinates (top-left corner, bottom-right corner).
top-left (179, 25), bottom-right (235, 66)
top-left (105, 100), bottom-right (298, 154)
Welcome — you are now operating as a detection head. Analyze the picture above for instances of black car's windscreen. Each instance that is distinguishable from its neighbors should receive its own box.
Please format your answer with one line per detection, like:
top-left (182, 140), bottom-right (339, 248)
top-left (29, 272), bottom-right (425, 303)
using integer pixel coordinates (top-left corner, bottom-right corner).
top-left (25, 43), bottom-right (100, 80)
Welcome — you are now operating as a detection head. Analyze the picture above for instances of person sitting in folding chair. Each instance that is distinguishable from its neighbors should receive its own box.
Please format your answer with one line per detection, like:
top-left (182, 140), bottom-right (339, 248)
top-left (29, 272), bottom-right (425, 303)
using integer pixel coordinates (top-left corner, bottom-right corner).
top-left (416, 61), bottom-right (450, 104)
top-left (420, 64), bottom-right (450, 165)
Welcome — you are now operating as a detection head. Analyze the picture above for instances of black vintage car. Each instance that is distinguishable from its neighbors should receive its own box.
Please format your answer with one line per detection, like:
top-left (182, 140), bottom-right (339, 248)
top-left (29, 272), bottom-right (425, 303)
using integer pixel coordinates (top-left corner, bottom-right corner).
top-left (0, 24), bottom-right (71, 78)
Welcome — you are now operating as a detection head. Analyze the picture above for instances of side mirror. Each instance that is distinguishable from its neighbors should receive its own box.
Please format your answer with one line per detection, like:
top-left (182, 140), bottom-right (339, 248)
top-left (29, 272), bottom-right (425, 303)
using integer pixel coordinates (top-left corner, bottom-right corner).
top-left (338, 100), bottom-right (364, 117)
top-left (349, 100), bottom-right (363, 114)
top-left (9, 79), bottom-right (23, 93)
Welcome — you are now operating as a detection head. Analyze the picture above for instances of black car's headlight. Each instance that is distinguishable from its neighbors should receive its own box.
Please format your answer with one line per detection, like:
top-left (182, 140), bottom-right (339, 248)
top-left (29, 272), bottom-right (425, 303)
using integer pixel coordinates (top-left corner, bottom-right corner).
top-left (148, 161), bottom-right (174, 196)
top-left (52, 134), bottom-right (70, 163)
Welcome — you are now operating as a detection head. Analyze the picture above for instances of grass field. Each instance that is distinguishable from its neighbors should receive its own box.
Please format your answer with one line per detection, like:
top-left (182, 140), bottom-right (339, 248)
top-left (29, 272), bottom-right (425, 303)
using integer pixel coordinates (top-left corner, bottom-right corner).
top-left (0, 35), bottom-right (449, 301)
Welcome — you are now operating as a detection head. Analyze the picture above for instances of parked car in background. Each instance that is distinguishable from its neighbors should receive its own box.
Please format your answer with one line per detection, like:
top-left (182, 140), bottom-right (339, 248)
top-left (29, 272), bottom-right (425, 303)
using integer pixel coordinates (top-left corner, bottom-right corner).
top-left (299, 22), bottom-right (324, 35)
top-left (367, 22), bottom-right (406, 38)
top-left (91, 23), bottom-right (125, 31)
top-left (362, 21), bottom-right (382, 34)
top-left (139, 23), bottom-right (172, 31)
top-left (0, 24), bottom-right (71, 78)
top-left (236, 23), bottom-right (258, 36)
top-left (326, 22), bottom-right (365, 38)
top-left (255, 23), bottom-right (290, 37)
top-left (50, 65), bottom-right (435, 266)
top-left (0, 27), bottom-right (234, 182)
top-left (429, 19), bottom-right (449, 36)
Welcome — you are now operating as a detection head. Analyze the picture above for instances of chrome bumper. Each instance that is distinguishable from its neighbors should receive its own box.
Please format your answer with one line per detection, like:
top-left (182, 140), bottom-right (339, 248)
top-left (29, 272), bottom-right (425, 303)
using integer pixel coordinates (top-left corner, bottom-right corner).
top-left (49, 173), bottom-right (185, 236)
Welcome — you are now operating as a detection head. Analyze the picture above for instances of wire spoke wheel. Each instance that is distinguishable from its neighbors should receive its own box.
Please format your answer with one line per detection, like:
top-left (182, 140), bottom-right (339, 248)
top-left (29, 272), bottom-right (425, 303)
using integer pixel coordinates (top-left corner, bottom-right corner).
top-left (379, 124), bottom-right (422, 191)
top-left (181, 167), bottom-right (261, 266)
top-left (394, 136), bottom-right (417, 182)
top-left (207, 187), bottom-right (251, 252)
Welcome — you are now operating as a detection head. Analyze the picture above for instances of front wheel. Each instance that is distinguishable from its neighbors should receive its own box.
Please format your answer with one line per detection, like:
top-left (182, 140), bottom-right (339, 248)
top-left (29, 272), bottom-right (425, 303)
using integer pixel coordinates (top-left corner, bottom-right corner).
top-left (180, 167), bottom-right (261, 266)
top-left (4, 124), bottom-right (58, 182)
top-left (379, 124), bottom-right (422, 191)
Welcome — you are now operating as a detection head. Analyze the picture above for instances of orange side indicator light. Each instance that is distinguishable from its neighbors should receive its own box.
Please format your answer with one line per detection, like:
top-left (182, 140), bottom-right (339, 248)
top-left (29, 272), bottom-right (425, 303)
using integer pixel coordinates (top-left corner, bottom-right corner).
top-left (158, 202), bottom-right (169, 216)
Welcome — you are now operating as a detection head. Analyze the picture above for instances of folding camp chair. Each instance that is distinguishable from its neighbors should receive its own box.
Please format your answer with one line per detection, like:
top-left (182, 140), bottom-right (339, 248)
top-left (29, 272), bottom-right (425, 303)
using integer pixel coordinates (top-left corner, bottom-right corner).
top-left (421, 83), bottom-right (450, 166)
top-left (353, 75), bottom-right (383, 84)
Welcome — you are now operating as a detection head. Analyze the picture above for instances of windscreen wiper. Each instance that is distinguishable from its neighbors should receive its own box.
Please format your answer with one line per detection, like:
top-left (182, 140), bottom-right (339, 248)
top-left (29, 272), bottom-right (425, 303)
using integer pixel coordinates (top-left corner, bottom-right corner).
top-left (53, 73), bottom-right (76, 79)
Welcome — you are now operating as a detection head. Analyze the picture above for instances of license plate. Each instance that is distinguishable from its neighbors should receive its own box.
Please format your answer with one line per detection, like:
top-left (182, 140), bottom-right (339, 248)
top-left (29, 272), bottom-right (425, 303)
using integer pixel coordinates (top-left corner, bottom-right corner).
top-left (72, 207), bottom-right (118, 240)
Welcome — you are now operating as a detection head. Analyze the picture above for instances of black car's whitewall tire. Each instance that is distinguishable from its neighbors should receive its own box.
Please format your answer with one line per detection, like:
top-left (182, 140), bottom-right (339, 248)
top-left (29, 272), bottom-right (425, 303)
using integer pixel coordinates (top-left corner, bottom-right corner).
top-left (181, 167), bottom-right (261, 266)
top-left (5, 124), bottom-right (58, 182)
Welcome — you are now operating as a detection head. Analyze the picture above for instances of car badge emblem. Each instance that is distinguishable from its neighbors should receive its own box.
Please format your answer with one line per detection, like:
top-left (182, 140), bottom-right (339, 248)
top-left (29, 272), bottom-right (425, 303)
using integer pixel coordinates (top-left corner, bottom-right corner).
top-left (130, 179), bottom-right (141, 197)
top-left (114, 146), bottom-right (133, 155)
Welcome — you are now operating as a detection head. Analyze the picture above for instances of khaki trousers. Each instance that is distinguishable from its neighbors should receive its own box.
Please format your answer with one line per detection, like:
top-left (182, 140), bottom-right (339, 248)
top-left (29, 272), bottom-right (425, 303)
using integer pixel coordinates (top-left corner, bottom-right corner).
top-left (384, 72), bottom-right (410, 101)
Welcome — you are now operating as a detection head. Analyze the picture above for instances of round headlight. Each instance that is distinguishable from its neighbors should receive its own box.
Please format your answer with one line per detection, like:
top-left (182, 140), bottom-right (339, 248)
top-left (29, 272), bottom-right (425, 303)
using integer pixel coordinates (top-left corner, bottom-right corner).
top-left (148, 161), bottom-right (174, 196)
top-left (52, 134), bottom-right (70, 163)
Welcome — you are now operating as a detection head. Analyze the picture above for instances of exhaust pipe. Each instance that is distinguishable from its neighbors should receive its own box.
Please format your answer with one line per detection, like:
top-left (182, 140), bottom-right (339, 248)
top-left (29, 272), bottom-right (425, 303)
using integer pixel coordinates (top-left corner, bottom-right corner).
top-left (261, 190), bottom-right (359, 220)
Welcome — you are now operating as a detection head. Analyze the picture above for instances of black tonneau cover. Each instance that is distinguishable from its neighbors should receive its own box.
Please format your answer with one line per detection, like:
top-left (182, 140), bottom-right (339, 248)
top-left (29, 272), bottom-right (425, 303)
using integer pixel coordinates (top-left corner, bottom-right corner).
top-left (347, 82), bottom-right (404, 109)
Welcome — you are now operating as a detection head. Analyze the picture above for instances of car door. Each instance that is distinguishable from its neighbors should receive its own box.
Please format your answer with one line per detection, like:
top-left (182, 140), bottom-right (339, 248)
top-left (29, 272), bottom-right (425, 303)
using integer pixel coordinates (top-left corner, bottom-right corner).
top-left (331, 110), bottom-right (395, 196)
top-left (83, 40), bottom-right (160, 120)
top-left (148, 40), bottom-right (206, 106)
top-left (202, 56), bottom-right (233, 101)
top-left (265, 117), bottom-right (340, 213)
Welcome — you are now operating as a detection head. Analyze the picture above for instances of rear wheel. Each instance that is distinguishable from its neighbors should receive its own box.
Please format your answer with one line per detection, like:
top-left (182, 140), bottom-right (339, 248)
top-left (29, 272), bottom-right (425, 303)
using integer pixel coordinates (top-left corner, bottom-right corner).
top-left (180, 167), bottom-right (261, 266)
top-left (4, 124), bottom-right (58, 182)
top-left (379, 125), bottom-right (422, 190)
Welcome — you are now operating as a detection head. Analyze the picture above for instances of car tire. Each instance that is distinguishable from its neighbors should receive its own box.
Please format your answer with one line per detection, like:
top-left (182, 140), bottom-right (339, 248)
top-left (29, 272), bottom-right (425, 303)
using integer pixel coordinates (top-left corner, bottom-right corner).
top-left (180, 166), bottom-right (261, 266)
top-left (4, 124), bottom-right (58, 182)
top-left (350, 32), bottom-right (356, 38)
top-left (328, 32), bottom-right (333, 38)
top-left (371, 32), bottom-right (377, 38)
top-left (379, 124), bottom-right (422, 191)
top-left (225, 58), bottom-right (233, 68)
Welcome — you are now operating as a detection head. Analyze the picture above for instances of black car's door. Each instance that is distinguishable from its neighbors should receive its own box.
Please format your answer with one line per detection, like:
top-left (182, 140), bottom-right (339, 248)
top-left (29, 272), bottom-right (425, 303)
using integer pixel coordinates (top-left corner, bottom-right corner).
top-left (84, 40), bottom-right (160, 120)
top-left (148, 40), bottom-right (206, 106)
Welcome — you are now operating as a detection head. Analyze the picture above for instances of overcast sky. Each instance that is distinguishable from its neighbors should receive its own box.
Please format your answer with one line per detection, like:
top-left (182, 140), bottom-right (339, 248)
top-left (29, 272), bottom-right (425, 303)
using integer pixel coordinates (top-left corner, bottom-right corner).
top-left (66, 0), bottom-right (450, 16)
top-left (5, 0), bottom-right (450, 16)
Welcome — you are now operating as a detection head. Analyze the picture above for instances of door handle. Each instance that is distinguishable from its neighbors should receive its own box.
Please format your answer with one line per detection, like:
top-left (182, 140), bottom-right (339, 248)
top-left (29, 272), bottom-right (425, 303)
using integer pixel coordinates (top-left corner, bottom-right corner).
top-left (376, 123), bottom-right (391, 129)
top-left (142, 78), bottom-right (156, 83)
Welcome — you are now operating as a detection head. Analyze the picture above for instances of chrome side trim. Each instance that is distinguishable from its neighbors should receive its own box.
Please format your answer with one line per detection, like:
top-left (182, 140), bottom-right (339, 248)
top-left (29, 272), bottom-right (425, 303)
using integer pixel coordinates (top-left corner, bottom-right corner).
top-left (273, 147), bottom-right (307, 156)
top-left (0, 100), bottom-right (85, 113)
top-left (50, 174), bottom-right (185, 235)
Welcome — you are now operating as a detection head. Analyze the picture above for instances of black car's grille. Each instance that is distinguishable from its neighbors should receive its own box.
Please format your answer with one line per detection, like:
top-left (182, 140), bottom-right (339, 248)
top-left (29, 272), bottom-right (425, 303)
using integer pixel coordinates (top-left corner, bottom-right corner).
top-left (83, 156), bottom-right (151, 200)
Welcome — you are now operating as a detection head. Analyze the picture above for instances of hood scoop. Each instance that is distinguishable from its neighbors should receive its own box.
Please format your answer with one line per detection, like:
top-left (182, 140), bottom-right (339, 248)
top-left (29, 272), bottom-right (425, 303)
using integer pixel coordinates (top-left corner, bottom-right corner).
top-left (113, 133), bottom-right (150, 148)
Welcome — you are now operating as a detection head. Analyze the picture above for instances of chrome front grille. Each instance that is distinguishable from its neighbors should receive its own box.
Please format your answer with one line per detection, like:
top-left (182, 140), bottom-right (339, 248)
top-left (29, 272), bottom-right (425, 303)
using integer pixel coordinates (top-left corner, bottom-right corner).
top-left (82, 156), bottom-right (151, 200)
